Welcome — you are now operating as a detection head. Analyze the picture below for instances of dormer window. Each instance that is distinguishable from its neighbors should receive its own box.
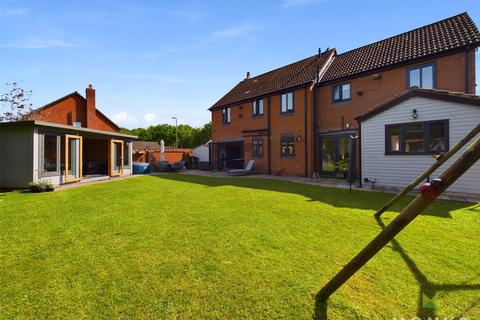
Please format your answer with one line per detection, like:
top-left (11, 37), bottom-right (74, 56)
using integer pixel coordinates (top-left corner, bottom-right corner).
top-left (252, 98), bottom-right (264, 116)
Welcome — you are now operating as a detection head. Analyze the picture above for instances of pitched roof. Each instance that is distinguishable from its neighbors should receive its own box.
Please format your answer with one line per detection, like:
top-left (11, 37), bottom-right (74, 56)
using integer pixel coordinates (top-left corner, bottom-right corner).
top-left (210, 13), bottom-right (480, 110)
top-left (26, 91), bottom-right (121, 131)
top-left (322, 12), bottom-right (480, 83)
top-left (356, 88), bottom-right (480, 122)
top-left (209, 49), bottom-right (336, 110)
top-left (132, 141), bottom-right (161, 152)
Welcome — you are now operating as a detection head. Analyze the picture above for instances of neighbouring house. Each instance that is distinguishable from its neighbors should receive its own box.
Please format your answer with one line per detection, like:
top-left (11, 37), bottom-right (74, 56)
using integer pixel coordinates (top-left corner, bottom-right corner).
top-left (209, 13), bottom-right (480, 183)
top-left (357, 88), bottom-right (480, 199)
top-left (0, 85), bottom-right (137, 189)
top-left (132, 141), bottom-right (192, 163)
top-left (192, 140), bottom-right (211, 170)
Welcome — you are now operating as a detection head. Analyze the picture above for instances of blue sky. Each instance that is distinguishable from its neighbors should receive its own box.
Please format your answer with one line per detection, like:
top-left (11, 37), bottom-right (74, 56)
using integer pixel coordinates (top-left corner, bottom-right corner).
top-left (1, 0), bottom-right (479, 128)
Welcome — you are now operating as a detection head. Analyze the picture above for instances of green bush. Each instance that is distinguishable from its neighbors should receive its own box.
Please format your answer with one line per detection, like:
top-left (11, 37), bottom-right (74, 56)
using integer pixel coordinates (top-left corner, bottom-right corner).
top-left (28, 180), bottom-right (54, 193)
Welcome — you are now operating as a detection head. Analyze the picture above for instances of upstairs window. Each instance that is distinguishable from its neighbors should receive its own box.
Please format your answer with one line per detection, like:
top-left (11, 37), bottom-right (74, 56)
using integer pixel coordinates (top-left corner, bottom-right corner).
top-left (281, 92), bottom-right (294, 113)
top-left (280, 135), bottom-right (295, 157)
top-left (385, 120), bottom-right (448, 155)
top-left (222, 107), bottom-right (231, 124)
top-left (333, 83), bottom-right (351, 103)
top-left (408, 63), bottom-right (435, 89)
top-left (252, 98), bottom-right (264, 116)
top-left (252, 138), bottom-right (264, 158)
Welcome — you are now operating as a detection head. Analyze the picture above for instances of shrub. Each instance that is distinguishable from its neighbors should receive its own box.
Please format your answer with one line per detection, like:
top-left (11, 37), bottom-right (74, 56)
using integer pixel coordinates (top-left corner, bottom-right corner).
top-left (28, 180), bottom-right (54, 193)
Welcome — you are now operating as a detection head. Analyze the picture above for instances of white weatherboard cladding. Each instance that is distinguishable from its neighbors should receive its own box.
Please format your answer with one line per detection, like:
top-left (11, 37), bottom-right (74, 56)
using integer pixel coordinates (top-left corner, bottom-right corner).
top-left (361, 96), bottom-right (480, 195)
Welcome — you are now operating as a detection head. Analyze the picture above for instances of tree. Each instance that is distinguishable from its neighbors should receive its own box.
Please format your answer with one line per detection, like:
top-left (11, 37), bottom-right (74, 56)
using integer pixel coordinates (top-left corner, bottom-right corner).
top-left (0, 82), bottom-right (33, 122)
top-left (120, 122), bottom-right (211, 148)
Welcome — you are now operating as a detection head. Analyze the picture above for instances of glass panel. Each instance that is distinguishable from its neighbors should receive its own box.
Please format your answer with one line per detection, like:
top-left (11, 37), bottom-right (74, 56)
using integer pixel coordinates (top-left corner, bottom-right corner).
top-left (338, 136), bottom-right (349, 173)
top-left (281, 137), bottom-right (294, 156)
top-left (421, 66), bottom-right (434, 89)
top-left (67, 137), bottom-right (81, 180)
top-left (258, 99), bottom-right (263, 114)
top-left (428, 122), bottom-right (447, 152)
top-left (227, 108), bottom-right (231, 122)
top-left (252, 101), bottom-right (256, 115)
top-left (342, 84), bottom-right (351, 100)
top-left (333, 86), bottom-right (341, 101)
top-left (387, 126), bottom-right (401, 152)
top-left (321, 137), bottom-right (335, 172)
top-left (405, 123), bottom-right (424, 152)
top-left (123, 143), bottom-right (129, 166)
top-left (281, 94), bottom-right (287, 112)
top-left (112, 142), bottom-right (123, 175)
top-left (409, 68), bottom-right (421, 88)
top-left (43, 135), bottom-right (57, 173)
top-left (287, 92), bottom-right (293, 110)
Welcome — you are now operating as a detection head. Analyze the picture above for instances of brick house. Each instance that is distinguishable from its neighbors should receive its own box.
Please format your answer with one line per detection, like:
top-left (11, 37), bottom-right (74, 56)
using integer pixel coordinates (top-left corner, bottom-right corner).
top-left (210, 12), bottom-right (480, 181)
top-left (0, 85), bottom-right (136, 188)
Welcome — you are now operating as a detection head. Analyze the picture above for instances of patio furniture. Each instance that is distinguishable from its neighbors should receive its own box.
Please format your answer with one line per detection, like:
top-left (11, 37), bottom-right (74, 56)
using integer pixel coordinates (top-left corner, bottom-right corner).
top-left (228, 160), bottom-right (255, 176)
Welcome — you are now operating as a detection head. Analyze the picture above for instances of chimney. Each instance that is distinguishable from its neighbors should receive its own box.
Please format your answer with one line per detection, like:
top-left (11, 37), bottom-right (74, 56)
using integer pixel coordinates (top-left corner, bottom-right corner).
top-left (245, 72), bottom-right (251, 80)
top-left (85, 84), bottom-right (96, 128)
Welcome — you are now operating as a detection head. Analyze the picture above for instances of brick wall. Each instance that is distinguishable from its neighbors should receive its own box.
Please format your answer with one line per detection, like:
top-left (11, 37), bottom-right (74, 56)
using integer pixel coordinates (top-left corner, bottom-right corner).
top-left (211, 49), bottom-right (476, 177)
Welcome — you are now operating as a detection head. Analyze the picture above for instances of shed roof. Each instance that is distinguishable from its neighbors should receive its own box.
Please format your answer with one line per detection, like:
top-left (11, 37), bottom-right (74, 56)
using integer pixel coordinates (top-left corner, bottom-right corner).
top-left (356, 88), bottom-right (480, 122)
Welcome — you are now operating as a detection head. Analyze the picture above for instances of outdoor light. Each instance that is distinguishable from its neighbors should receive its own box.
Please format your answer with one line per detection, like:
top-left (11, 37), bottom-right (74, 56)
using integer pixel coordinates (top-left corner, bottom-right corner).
top-left (412, 109), bottom-right (418, 119)
top-left (345, 122), bottom-right (350, 129)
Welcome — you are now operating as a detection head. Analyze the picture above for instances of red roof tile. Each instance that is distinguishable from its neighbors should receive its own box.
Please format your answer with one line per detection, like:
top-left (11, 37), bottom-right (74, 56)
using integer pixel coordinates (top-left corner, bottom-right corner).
top-left (209, 49), bottom-right (335, 110)
top-left (322, 12), bottom-right (480, 82)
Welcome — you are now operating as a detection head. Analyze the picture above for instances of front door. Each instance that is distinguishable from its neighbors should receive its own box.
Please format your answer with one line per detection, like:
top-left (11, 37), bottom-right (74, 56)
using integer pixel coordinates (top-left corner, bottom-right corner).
top-left (109, 140), bottom-right (124, 176)
top-left (320, 134), bottom-right (352, 179)
top-left (65, 135), bottom-right (83, 183)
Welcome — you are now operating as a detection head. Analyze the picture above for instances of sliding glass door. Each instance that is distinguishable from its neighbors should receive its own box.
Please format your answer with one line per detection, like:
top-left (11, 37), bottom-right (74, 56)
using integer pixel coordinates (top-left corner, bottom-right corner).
top-left (319, 133), bottom-right (353, 179)
top-left (110, 140), bottom-right (124, 176)
top-left (65, 135), bottom-right (83, 183)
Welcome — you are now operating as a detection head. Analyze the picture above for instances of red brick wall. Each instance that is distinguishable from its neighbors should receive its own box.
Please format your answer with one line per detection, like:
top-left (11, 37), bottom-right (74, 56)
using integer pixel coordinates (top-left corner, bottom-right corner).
top-left (315, 50), bottom-right (474, 133)
top-left (31, 94), bottom-right (118, 132)
top-left (133, 150), bottom-right (189, 163)
top-left (269, 88), bottom-right (308, 177)
top-left (211, 49), bottom-right (476, 177)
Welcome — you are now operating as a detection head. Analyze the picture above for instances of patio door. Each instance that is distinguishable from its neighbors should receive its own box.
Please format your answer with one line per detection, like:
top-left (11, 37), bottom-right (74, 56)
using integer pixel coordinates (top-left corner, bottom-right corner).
top-left (109, 139), bottom-right (124, 176)
top-left (65, 135), bottom-right (83, 183)
top-left (319, 133), bottom-right (352, 179)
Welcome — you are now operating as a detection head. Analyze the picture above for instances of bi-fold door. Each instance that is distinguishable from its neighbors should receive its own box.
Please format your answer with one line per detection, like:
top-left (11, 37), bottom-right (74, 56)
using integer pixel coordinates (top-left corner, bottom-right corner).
top-left (65, 135), bottom-right (83, 183)
top-left (109, 139), bottom-right (124, 176)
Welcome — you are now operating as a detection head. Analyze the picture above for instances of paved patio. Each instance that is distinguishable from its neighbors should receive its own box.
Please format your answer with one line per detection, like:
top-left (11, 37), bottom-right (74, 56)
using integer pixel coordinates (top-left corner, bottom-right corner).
top-left (180, 170), bottom-right (479, 203)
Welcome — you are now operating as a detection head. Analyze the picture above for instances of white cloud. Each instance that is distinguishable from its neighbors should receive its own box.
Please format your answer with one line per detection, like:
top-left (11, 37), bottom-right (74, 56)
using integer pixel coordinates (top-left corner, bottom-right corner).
top-left (111, 112), bottom-right (138, 126)
top-left (144, 113), bottom-right (158, 123)
top-left (1, 39), bottom-right (78, 49)
top-left (0, 8), bottom-right (27, 16)
top-left (211, 24), bottom-right (258, 41)
top-left (282, 0), bottom-right (323, 8)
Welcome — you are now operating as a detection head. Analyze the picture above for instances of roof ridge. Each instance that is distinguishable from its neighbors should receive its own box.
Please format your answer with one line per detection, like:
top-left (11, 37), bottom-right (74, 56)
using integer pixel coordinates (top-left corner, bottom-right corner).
top-left (335, 12), bottom-right (474, 58)
top-left (247, 49), bottom-right (334, 82)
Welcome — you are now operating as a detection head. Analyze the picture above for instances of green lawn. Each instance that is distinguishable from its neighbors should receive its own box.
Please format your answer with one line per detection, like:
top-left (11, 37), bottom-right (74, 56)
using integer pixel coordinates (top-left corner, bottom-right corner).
top-left (0, 174), bottom-right (479, 319)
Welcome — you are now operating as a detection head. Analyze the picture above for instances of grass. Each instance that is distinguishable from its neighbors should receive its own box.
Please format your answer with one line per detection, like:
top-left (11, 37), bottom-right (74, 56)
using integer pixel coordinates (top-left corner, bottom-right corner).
top-left (0, 174), bottom-right (479, 319)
